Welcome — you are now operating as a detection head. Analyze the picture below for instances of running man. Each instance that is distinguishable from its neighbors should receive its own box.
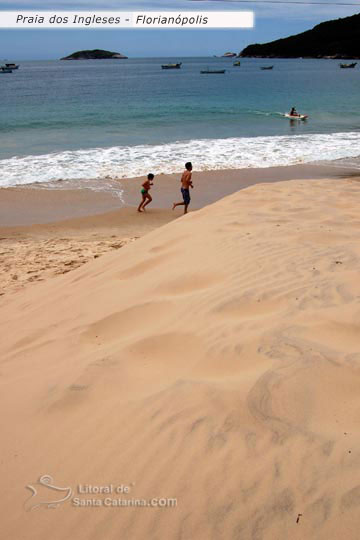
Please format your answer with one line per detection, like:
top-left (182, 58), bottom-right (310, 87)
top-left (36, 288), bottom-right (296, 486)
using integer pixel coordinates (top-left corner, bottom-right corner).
top-left (137, 173), bottom-right (155, 212)
top-left (172, 162), bottom-right (193, 214)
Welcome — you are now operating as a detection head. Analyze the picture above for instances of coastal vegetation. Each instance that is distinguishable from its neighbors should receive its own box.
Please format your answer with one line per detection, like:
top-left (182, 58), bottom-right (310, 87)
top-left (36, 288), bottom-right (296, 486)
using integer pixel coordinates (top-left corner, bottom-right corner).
top-left (240, 13), bottom-right (360, 59)
top-left (61, 49), bottom-right (128, 60)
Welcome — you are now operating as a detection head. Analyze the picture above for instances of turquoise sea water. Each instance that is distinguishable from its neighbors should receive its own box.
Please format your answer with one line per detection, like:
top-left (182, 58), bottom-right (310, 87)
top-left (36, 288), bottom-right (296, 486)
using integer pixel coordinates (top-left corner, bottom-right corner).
top-left (1, 57), bottom-right (360, 187)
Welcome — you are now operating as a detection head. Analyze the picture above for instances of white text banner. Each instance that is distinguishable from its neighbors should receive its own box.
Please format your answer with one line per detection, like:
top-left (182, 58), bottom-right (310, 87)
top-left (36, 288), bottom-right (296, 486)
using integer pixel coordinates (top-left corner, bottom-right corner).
top-left (0, 11), bottom-right (254, 29)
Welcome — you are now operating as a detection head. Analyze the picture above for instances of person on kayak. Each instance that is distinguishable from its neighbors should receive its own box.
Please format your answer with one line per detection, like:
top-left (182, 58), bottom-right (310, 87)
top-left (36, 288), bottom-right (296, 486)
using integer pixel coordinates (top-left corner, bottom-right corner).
top-left (290, 107), bottom-right (299, 117)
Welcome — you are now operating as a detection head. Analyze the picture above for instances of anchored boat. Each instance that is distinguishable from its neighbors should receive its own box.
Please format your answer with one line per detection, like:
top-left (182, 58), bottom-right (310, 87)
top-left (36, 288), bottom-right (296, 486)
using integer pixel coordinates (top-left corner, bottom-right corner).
top-left (161, 63), bottom-right (182, 70)
top-left (261, 66), bottom-right (274, 70)
top-left (200, 69), bottom-right (226, 74)
top-left (5, 63), bottom-right (19, 70)
top-left (339, 62), bottom-right (357, 69)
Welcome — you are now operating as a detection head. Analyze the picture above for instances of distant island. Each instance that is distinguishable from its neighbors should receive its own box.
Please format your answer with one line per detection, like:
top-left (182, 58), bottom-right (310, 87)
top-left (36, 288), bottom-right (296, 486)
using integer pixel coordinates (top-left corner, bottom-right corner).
top-left (240, 13), bottom-right (360, 59)
top-left (222, 52), bottom-right (237, 58)
top-left (61, 49), bottom-right (128, 60)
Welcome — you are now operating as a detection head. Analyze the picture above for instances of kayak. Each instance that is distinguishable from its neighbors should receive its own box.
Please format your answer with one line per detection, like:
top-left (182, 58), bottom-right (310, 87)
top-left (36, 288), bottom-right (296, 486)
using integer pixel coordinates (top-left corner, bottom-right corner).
top-left (284, 113), bottom-right (308, 120)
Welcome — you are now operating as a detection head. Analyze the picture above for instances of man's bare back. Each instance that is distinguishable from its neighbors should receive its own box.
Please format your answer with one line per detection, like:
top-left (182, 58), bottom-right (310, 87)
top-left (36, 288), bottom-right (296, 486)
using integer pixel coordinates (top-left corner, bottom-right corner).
top-left (173, 162), bottom-right (193, 214)
top-left (181, 169), bottom-right (192, 189)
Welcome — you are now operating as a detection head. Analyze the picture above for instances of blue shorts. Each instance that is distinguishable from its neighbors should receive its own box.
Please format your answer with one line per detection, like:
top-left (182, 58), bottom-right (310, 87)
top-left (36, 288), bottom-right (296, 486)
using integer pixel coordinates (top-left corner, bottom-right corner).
top-left (181, 187), bottom-right (190, 205)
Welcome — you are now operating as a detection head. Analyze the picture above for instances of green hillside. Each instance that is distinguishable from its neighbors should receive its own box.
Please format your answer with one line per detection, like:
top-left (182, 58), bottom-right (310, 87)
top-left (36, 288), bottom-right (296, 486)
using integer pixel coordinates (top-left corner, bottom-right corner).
top-left (240, 13), bottom-right (360, 58)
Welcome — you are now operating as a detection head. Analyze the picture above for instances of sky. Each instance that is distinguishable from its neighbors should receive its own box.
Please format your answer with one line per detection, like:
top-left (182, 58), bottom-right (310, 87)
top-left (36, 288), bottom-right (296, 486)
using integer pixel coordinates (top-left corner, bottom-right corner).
top-left (0, 0), bottom-right (359, 59)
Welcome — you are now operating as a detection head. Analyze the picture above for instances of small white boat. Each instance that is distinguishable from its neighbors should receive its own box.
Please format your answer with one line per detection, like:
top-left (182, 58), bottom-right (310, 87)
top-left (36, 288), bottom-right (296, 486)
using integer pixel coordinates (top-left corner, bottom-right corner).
top-left (284, 113), bottom-right (308, 120)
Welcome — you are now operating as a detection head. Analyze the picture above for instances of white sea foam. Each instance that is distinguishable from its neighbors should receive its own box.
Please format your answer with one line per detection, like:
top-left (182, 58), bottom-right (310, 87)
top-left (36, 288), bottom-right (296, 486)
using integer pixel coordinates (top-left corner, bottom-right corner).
top-left (0, 132), bottom-right (359, 189)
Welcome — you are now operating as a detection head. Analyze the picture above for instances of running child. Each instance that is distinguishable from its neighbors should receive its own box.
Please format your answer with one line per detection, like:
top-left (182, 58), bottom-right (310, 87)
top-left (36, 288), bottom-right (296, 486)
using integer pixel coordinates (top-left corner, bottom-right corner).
top-left (138, 173), bottom-right (155, 212)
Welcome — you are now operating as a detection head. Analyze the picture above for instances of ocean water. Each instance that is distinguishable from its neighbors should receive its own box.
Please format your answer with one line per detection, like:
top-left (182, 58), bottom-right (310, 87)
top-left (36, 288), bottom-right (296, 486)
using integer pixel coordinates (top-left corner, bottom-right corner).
top-left (1, 57), bottom-right (360, 188)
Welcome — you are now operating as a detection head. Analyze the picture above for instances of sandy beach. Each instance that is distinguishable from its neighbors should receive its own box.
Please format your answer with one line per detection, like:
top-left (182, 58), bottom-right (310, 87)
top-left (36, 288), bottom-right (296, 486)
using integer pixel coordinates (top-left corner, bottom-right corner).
top-left (0, 162), bottom-right (354, 227)
top-left (0, 163), bottom-right (355, 295)
top-left (0, 208), bottom-right (176, 296)
top-left (1, 173), bottom-right (360, 538)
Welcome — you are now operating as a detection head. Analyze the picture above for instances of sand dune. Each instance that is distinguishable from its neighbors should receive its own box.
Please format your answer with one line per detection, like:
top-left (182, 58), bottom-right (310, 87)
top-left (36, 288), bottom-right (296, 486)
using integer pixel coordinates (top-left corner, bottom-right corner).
top-left (1, 178), bottom-right (360, 539)
top-left (0, 207), bottom-right (176, 296)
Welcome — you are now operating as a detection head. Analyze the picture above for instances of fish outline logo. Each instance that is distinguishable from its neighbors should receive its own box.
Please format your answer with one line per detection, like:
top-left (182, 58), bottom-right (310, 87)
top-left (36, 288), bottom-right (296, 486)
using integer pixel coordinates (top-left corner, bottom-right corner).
top-left (25, 475), bottom-right (73, 511)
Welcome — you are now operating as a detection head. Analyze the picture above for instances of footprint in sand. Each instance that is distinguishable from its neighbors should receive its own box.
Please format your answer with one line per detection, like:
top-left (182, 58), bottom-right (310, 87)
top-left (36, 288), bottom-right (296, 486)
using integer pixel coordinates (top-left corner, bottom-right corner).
top-left (117, 254), bottom-right (169, 280)
top-left (156, 272), bottom-right (224, 296)
top-left (213, 295), bottom-right (286, 320)
top-left (81, 301), bottom-right (172, 344)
